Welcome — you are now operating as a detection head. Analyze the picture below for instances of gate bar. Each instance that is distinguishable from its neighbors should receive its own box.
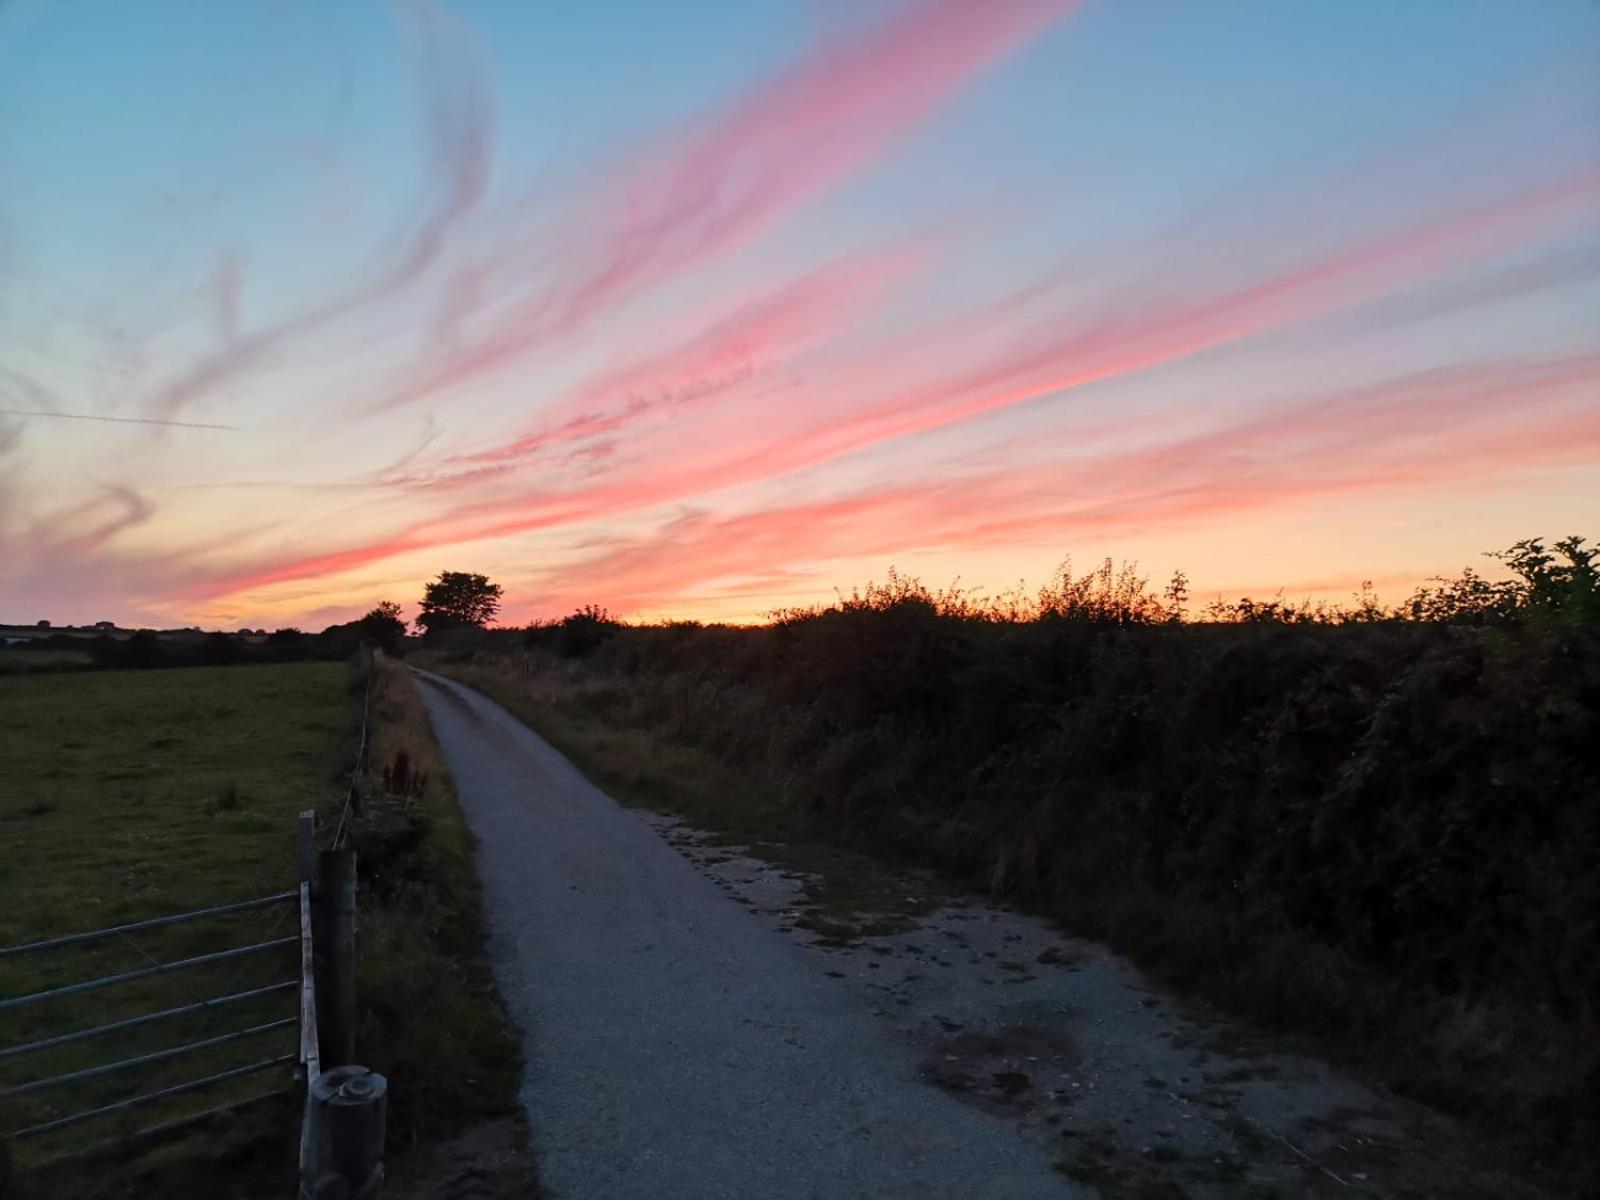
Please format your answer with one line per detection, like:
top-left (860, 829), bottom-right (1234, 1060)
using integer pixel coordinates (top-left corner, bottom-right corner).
top-left (0, 892), bottom-right (296, 959)
top-left (0, 937), bottom-right (296, 1011)
top-left (0, 980), bottom-right (297, 1061)
top-left (27, 1086), bottom-right (293, 1170)
top-left (0, 1016), bottom-right (297, 1098)
top-left (8, 1053), bottom-right (297, 1139)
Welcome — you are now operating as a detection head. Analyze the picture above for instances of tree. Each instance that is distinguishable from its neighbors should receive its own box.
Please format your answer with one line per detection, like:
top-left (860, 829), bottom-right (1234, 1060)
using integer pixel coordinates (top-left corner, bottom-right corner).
top-left (358, 601), bottom-right (407, 652)
top-left (416, 572), bottom-right (502, 636)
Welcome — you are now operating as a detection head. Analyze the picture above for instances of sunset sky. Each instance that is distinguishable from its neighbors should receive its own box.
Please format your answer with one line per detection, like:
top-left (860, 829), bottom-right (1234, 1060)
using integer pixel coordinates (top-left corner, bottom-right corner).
top-left (1, 1), bottom-right (1597, 630)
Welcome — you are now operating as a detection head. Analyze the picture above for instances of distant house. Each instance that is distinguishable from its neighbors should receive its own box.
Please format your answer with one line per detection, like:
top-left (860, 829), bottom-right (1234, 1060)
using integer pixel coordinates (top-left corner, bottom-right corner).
top-left (93, 620), bottom-right (116, 631)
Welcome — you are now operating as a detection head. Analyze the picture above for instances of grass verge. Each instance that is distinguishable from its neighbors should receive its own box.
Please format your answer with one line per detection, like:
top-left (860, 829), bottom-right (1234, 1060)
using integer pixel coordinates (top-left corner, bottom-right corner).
top-left (335, 652), bottom-right (537, 1195)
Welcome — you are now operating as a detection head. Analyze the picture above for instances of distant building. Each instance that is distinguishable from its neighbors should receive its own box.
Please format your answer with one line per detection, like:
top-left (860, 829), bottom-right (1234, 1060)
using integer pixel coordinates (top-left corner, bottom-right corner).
top-left (93, 620), bottom-right (116, 630)
top-left (35, 619), bottom-right (50, 629)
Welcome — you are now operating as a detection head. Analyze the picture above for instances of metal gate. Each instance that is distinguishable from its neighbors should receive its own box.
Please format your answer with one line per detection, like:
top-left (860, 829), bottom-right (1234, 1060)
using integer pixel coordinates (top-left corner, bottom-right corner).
top-left (0, 824), bottom-right (311, 1178)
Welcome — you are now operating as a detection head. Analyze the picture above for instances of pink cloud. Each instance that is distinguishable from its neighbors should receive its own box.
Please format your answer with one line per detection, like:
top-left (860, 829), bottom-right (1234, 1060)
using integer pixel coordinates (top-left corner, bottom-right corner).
top-left (173, 160), bottom-right (1599, 601)
top-left (438, 237), bottom-right (935, 477)
top-left (504, 354), bottom-right (1600, 615)
top-left (407, 166), bottom-right (1600, 510)
top-left (373, 0), bottom-right (1077, 411)
top-left (737, 170), bottom-right (1600, 482)
top-left (182, 349), bottom-right (1599, 605)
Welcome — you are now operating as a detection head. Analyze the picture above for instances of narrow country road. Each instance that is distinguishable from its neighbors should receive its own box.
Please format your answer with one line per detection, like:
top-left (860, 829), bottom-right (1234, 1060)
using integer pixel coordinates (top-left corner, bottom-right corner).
top-left (412, 669), bottom-right (1077, 1200)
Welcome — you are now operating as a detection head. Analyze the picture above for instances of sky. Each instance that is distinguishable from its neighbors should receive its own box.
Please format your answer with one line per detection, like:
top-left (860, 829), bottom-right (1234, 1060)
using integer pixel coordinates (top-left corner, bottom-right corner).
top-left (0, 0), bottom-right (1597, 630)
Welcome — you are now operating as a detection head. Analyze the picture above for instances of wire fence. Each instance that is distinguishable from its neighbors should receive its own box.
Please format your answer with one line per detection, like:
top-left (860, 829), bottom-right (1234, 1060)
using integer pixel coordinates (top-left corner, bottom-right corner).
top-left (332, 661), bottom-right (375, 852)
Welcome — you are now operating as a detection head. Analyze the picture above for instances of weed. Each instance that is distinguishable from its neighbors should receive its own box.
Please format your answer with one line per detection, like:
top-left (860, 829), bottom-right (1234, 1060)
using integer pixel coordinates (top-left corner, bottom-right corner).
top-left (380, 748), bottom-right (429, 800)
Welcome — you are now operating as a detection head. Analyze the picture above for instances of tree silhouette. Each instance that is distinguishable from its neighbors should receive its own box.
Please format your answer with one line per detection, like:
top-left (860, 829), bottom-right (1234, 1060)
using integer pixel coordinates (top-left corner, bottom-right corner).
top-left (416, 572), bottom-right (502, 636)
top-left (358, 601), bottom-right (407, 651)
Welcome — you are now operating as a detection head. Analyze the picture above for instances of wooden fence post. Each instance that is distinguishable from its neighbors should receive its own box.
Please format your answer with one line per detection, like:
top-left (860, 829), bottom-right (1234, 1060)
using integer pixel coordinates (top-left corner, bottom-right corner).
top-left (298, 810), bottom-right (316, 887)
top-left (315, 850), bottom-right (358, 1069)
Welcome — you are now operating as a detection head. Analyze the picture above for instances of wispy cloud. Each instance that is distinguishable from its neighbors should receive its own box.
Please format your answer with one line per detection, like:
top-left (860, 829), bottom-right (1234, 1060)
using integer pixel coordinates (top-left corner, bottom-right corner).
top-left (0, 483), bottom-right (199, 624)
top-left (740, 171), bottom-right (1600, 479)
top-left (390, 158), bottom-right (1600, 510)
top-left (140, 0), bottom-right (494, 419)
top-left (1, 483), bottom-right (157, 582)
top-left (372, 0), bottom-right (1077, 412)
top-left (0, 365), bottom-right (58, 411)
top-left (431, 237), bottom-right (936, 480)
top-left (0, 409), bottom-right (239, 430)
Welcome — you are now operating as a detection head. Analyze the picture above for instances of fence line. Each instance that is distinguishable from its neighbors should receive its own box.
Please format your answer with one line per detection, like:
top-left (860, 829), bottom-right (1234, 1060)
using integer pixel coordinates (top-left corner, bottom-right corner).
top-left (332, 653), bottom-right (374, 851)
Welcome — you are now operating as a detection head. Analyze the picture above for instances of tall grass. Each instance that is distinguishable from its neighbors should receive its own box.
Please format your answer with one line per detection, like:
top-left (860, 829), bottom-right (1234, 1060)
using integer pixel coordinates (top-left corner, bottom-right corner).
top-left (323, 655), bottom-right (525, 1152)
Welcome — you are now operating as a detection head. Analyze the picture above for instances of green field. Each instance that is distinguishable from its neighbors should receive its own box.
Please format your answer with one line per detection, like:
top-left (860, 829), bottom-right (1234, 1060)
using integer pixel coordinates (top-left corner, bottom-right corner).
top-left (0, 663), bottom-right (352, 1194)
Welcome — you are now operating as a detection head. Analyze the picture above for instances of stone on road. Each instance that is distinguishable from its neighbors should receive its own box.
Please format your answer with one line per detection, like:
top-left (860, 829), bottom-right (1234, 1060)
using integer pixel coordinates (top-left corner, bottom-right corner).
top-left (412, 669), bottom-right (1078, 1200)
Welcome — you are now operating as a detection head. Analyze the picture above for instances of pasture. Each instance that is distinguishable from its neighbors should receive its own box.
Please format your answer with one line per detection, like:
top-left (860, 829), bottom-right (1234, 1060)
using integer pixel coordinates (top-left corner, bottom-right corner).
top-left (0, 663), bottom-right (351, 1193)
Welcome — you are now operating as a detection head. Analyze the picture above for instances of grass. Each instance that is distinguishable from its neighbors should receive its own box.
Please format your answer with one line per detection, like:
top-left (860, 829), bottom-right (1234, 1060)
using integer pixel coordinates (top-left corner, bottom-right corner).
top-left (335, 654), bottom-right (535, 1193)
top-left (0, 662), bottom-right (352, 1197)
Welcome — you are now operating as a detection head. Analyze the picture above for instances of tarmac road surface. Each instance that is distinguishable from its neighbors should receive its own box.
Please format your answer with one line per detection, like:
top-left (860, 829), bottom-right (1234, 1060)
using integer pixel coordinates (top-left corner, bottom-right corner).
top-left (412, 668), bottom-right (1076, 1200)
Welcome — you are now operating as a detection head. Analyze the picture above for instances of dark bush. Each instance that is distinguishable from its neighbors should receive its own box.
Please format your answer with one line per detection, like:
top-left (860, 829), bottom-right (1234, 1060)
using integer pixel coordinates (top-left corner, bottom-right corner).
top-left (541, 605), bottom-right (623, 658)
top-left (476, 538), bottom-right (1598, 1178)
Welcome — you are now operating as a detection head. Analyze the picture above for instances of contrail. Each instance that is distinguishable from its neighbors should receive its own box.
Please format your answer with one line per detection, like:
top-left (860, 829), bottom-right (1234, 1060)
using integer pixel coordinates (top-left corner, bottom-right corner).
top-left (0, 408), bottom-right (239, 431)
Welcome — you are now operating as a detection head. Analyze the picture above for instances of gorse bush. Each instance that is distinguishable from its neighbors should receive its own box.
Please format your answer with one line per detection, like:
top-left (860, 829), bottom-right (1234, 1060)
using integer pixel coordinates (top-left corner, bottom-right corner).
top-left (496, 535), bottom-right (1599, 1181)
top-left (537, 603), bottom-right (623, 658)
